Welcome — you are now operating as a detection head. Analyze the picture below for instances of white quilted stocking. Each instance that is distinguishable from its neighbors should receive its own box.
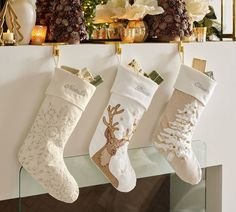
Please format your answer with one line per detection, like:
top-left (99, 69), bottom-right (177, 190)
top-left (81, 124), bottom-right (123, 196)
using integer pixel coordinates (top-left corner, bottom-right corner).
top-left (153, 65), bottom-right (217, 185)
top-left (18, 68), bottom-right (96, 203)
top-left (89, 65), bottom-right (159, 192)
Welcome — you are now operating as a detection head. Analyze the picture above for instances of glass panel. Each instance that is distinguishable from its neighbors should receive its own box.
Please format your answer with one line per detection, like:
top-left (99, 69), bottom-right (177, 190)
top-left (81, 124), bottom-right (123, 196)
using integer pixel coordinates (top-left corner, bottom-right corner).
top-left (170, 170), bottom-right (206, 212)
top-left (19, 140), bottom-right (206, 212)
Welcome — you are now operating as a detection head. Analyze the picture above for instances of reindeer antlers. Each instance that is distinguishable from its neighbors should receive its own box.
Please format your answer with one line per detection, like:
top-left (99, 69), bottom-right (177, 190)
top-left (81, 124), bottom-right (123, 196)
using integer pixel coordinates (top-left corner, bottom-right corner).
top-left (102, 104), bottom-right (137, 158)
top-left (103, 104), bottom-right (124, 131)
top-left (117, 128), bottom-right (130, 147)
top-left (108, 104), bottom-right (124, 116)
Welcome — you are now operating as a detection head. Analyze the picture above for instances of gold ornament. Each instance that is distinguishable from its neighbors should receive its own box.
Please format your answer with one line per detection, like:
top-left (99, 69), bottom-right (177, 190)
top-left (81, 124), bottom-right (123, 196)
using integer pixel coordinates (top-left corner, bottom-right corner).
top-left (0, 0), bottom-right (24, 45)
top-left (127, 20), bottom-right (148, 43)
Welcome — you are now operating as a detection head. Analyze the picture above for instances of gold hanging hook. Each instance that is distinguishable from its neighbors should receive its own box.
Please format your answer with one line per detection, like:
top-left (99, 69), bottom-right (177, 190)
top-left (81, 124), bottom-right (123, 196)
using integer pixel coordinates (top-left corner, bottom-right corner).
top-left (115, 42), bottom-right (122, 55)
top-left (114, 42), bottom-right (122, 64)
top-left (52, 44), bottom-right (60, 67)
top-left (53, 44), bottom-right (60, 57)
top-left (178, 41), bottom-right (184, 64)
top-left (42, 43), bottom-right (67, 67)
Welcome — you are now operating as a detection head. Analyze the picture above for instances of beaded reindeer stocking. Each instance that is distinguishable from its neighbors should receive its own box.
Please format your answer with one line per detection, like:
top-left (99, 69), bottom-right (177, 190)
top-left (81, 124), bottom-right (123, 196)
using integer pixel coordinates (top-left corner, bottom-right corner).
top-left (18, 68), bottom-right (96, 203)
top-left (89, 65), bottom-right (160, 192)
top-left (153, 64), bottom-right (216, 184)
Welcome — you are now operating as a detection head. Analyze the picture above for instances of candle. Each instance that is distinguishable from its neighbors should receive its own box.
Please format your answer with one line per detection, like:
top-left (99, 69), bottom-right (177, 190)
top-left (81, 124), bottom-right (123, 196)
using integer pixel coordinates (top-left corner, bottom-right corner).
top-left (193, 27), bottom-right (207, 42)
top-left (120, 28), bottom-right (135, 43)
top-left (31, 25), bottom-right (47, 44)
top-left (2, 29), bottom-right (14, 42)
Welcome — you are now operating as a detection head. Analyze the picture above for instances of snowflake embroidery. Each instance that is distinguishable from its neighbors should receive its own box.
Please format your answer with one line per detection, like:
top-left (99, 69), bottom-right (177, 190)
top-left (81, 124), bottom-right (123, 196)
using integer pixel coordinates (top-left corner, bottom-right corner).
top-left (18, 96), bottom-right (81, 202)
top-left (156, 100), bottom-right (201, 161)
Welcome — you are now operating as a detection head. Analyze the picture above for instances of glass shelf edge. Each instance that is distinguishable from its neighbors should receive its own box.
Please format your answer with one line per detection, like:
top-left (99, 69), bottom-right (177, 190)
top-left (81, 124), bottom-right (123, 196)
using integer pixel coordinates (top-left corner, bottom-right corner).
top-left (19, 140), bottom-right (206, 198)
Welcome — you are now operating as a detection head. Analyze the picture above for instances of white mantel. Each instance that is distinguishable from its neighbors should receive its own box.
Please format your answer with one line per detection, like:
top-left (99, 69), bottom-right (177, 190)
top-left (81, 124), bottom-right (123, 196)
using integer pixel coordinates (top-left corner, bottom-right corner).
top-left (0, 42), bottom-right (235, 211)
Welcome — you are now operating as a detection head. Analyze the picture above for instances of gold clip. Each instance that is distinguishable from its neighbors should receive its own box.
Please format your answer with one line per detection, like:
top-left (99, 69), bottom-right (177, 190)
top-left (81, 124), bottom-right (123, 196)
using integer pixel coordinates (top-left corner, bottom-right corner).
top-left (115, 42), bottom-right (122, 55)
top-left (178, 41), bottom-right (184, 53)
top-left (52, 44), bottom-right (60, 67)
top-left (53, 44), bottom-right (60, 57)
top-left (42, 43), bottom-right (67, 67)
top-left (178, 41), bottom-right (184, 63)
top-left (42, 42), bottom-right (66, 56)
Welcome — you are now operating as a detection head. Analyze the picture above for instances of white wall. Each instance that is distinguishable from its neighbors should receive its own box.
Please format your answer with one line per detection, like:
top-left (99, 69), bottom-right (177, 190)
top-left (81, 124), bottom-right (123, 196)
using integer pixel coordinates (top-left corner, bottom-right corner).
top-left (0, 42), bottom-right (235, 211)
top-left (210, 0), bottom-right (221, 21)
top-left (185, 42), bottom-right (236, 212)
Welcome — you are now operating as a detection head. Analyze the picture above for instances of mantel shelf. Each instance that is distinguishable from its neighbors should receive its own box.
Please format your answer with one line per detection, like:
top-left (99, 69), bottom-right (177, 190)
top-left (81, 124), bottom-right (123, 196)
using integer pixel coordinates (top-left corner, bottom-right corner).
top-left (0, 40), bottom-right (234, 48)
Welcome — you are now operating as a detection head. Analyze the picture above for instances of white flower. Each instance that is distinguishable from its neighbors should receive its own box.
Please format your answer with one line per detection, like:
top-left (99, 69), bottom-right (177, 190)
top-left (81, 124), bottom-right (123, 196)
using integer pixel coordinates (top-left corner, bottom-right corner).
top-left (94, 5), bottom-right (117, 23)
top-left (133, 0), bottom-right (164, 15)
top-left (94, 0), bottom-right (130, 23)
top-left (185, 0), bottom-right (210, 22)
top-left (121, 0), bottom-right (164, 20)
top-left (94, 0), bottom-right (164, 23)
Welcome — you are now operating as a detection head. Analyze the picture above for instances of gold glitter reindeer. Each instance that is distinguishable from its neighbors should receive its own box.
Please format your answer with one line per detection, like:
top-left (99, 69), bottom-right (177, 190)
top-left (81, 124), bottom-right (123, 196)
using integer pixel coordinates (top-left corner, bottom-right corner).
top-left (101, 104), bottom-right (131, 164)
top-left (91, 104), bottom-right (138, 188)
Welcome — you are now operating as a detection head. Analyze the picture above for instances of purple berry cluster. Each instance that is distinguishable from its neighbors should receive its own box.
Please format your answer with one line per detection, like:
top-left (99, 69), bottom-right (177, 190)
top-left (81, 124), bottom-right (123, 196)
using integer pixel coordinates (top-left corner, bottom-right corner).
top-left (144, 0), bottom-right (192, 41)
top-left (36, 0), bottom-right (88, 44)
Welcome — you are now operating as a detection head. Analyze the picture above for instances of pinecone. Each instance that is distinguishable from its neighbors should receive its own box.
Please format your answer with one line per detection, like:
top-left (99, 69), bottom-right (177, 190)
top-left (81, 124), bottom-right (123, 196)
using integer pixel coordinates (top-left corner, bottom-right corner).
top-left (144, 0), bottom-right (192, 41)
top-left (36, 0), bottom-right (88, 43)
top-left (36, 0), bottom-right (54, 40)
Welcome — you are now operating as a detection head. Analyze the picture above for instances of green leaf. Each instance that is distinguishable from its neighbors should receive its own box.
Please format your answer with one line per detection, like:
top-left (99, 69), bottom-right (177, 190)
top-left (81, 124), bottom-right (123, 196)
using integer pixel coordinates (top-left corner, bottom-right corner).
top-left (204, 18), bottom-right (214, 27)
top-left (206, 6), bottom-right (217, 19)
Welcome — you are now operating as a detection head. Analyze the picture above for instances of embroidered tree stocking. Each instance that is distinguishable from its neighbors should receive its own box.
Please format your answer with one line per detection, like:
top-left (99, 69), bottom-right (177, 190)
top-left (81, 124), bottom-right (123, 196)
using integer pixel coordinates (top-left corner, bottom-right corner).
top-left (153, 64), bottom-right (216, 184)
top-left (18, 68), bottom-right (96, 203)
top-left (89, 65), bottom-right (159, 192)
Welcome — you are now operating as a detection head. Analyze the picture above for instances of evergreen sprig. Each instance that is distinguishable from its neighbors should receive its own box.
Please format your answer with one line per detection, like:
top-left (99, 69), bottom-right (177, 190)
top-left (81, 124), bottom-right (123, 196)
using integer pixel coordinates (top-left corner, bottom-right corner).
top-left (82, 0), bottom-right (108, 37)
top-left (194, 6), bottom-right (222, 40)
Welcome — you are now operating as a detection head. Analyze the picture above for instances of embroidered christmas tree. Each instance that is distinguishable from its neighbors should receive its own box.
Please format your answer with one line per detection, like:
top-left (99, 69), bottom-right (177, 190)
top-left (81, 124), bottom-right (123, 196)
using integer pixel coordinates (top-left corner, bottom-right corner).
top-left (157, 100), bottom-right (200, 161)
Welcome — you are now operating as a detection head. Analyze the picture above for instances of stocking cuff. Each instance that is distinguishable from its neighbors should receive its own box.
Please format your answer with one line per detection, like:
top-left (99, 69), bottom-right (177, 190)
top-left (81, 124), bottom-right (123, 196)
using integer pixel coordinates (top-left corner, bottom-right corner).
top-left (46, 68), bottom-right (96, 111)
top-left (111, 65), bottom-right (159, 110)
top-left (175, 65), bottom-right (217, 106)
